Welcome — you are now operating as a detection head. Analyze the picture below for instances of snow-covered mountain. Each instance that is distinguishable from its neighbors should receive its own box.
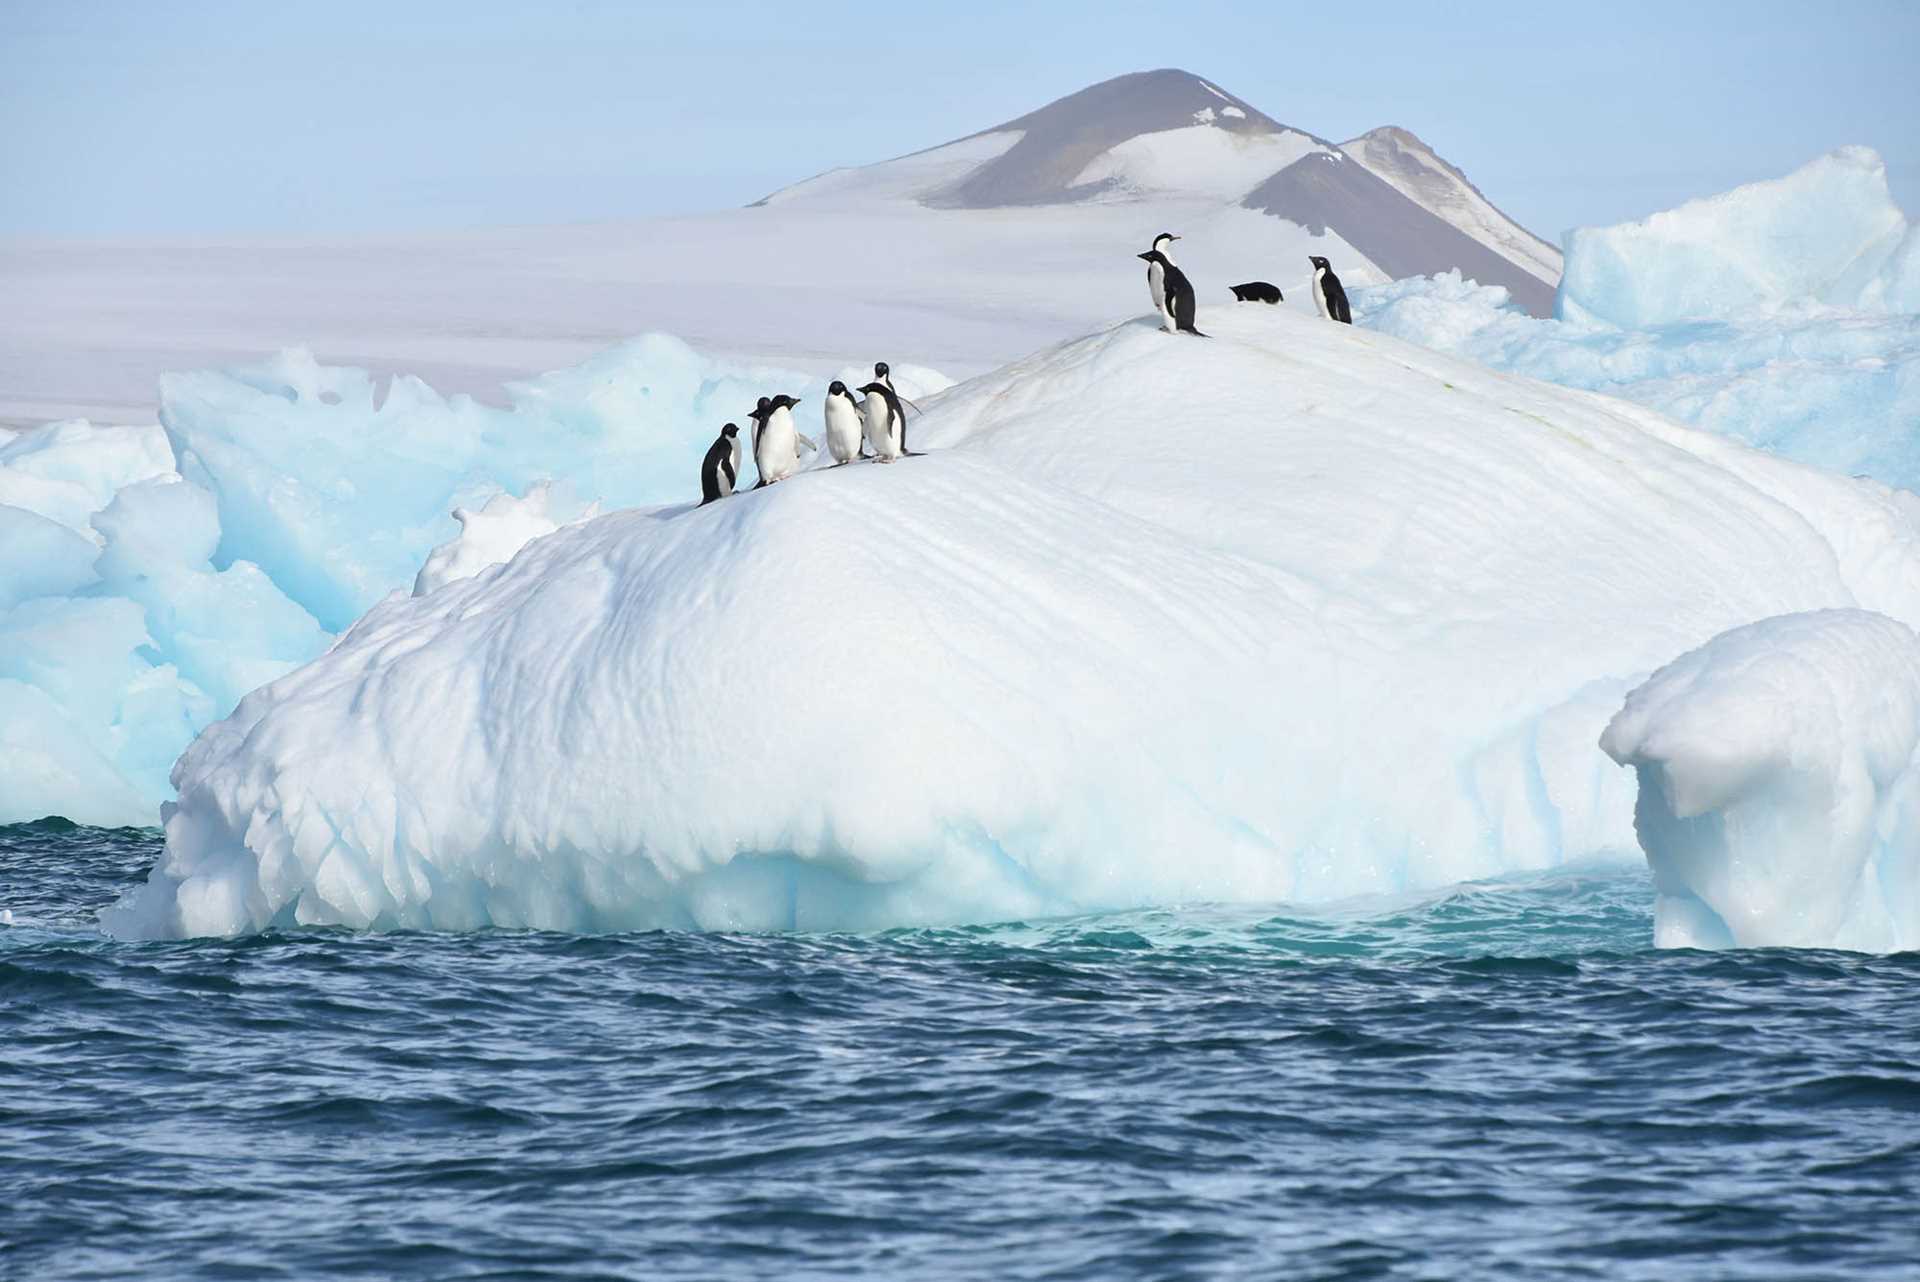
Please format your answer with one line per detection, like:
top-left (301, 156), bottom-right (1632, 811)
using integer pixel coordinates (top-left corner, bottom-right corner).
top-left (1341, 126), bottom-right (1563, 292)
top-left (762, 69), bottom-right (1560, 316)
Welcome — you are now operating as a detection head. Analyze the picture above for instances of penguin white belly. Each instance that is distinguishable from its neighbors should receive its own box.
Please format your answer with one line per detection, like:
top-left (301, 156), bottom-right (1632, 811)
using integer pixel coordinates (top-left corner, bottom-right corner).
top-left (1311, 270), bottom-right (1329, 320)
top-left (824, 398), bottom-right (863, 464)
top-left (757, 407), bottom-right (801, 483)
top-left (863, 398), bottom-right (900, 462)
top-left (1148, 258), bottom-right (1168, 317)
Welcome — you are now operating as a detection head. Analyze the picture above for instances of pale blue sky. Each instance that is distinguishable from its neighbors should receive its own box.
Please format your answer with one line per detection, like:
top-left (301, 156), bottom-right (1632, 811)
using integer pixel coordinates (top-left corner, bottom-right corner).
top-left (3, 0), bottom-right (1915, 244)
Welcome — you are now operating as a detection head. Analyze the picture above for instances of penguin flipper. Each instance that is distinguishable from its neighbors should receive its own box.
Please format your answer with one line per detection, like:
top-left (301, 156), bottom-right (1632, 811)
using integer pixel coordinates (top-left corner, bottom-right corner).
top-left (795, 431), bottom-right (818, 452)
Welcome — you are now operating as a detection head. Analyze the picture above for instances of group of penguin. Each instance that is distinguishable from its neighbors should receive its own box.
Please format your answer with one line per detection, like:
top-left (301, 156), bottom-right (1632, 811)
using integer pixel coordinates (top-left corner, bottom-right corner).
top-left (698, 235), bottom-right (1354, 503)
top-left (699, 362), bottom-right (915, 504)
top-left (1139, 231), bottom-right (1352, 335)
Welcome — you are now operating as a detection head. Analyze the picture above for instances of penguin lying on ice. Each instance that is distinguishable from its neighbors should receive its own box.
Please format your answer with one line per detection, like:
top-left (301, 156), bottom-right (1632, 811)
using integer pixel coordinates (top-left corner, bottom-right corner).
top-left (1229, 281), bottom-right (1283, 304)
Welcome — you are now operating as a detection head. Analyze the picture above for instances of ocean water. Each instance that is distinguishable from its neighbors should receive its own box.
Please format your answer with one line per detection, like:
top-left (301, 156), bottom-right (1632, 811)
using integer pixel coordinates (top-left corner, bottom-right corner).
top-left (4, 821), bottom-right (1917, 1280)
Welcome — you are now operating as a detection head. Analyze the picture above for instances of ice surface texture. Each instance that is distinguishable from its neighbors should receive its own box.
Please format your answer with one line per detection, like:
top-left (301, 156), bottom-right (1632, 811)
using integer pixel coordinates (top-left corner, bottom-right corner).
top-left (102, 308), bottom-right (1920, 942)
top-left (1603, 610), bottom-right (1920, 952)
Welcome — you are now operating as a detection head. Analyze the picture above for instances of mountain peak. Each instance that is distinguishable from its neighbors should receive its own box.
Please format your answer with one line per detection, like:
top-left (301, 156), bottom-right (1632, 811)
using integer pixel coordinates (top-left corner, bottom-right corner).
top-left (924, 70), bottom-right (1318, 209)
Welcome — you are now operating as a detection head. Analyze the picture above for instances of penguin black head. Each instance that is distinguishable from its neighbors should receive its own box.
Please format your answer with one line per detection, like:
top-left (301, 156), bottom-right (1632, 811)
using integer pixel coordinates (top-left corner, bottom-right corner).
top-left (748, 398), bottom-right (770, 422)
top-left (828, 379), bottom-right (848, 397)
top-left (1152, 232), bottom-right (1180, 250)
top-left (856, 382), bottom-right (888, 397)
top-left (874, 361), bottom-right (890, 378)
top-left (720, 423), bottom-right (738, 438)
top-left (770, 393), bottom-right (802, 410)
top-left (1308, 256), bottom-right (1332, 271)
top-left (1137, 250), bottom-right (1167, 265)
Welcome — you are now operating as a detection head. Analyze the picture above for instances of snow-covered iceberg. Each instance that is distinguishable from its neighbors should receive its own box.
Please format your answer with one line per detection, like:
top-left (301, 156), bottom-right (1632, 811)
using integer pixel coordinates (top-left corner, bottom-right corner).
top-left (1356, 149), bottom-right (1920, 493)
top-left (103, 306), bottom-right (1920, 941)
top-left (1603, 610), bottom-right (1920, 952)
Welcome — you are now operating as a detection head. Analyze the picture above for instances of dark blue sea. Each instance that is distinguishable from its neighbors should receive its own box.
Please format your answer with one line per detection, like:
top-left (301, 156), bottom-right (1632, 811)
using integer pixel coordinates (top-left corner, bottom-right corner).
top-left (4, 820), bottom-right (1917, 1280)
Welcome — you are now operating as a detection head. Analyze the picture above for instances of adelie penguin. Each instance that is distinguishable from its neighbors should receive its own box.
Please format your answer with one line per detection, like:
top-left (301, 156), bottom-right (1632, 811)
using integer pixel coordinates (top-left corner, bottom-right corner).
top-left (699, 423), bottom-right (741, 504)
top-left (823, 381), bottom-right (864, 465)
top-left (1138, 236), bottom-right (1206, 337)
top-left (1308, 256), bottom-right (1352, 324)
top-left (749, 394), bottom-right (813, 487)
top-left (859, 381), bottom-right (906, 462)
top-left (1229, 281), bottom-right (1283, 304)
top-left (872, 361), bottom-right (923, 455)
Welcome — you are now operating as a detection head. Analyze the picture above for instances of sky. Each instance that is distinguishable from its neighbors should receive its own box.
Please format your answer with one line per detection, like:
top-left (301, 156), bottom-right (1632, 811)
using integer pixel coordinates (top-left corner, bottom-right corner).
top-left (2, 0), bottom-right (1916, 244)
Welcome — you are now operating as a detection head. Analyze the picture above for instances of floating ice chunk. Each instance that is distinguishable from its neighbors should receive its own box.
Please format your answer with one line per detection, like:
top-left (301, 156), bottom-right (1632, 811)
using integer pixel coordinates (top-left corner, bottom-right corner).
top-left (1601, 610), bottom-right (1920, 952)
top-left (1559, 147), bottom-right (1918, 327)
top-left (103, 309), bottom-right (1920, 939)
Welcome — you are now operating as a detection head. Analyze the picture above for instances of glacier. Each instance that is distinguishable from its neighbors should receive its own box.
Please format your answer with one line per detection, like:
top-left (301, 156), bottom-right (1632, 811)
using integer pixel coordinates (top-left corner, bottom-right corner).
top-left (1356, 149), bottom-right (1920, 493)
top-left (1603, 610), bottom-right (1920, 952)
top-left (99, 306), bottom-right (1920, 944)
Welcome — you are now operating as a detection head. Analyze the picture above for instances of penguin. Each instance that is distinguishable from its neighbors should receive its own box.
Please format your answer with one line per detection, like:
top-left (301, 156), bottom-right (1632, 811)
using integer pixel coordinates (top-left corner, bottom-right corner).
top-left (1229, 281), bottom-right (1283, 304)
top-left (1144, 232), bottom-right (1179, 316)
top-left (1137, 247), bottom-right (1206, 336)
top-left (750, 394), bottom-right (812, 487)
top-left (1308, 256), bottom-right (1352, 324)
top-left (699, 423), bottom-right (741, 504)
top-left (858, 381), bottom-right (905, 462)
top-left (872, 361), bottom-right (924, 455)
top-left (823, 380), bottom-right (864, 464)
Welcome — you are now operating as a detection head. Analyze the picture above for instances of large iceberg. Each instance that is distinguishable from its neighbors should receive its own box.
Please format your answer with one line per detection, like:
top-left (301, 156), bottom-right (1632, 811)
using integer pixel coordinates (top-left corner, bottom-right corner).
top-left (1355, 149), bottom-right (1920, 494)
top-left (102, 306), bottom-right (1920, 942)
top-left (1603, 610), bottom-right (1920, 952)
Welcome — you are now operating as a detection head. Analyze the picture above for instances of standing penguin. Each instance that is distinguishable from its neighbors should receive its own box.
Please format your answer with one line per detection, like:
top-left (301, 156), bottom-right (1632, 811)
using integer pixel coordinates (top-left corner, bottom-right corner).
top-left (1143, 232), bottom-right (1179, 316)
top-left (750, 394), bottom-right (812, 487)
top-left (872, 361), bottom-right (923, 455)
top-left (823, 381), bottom-right (864, 465)
top-left (699, 423), bottom-right (741, 504)
top-left (1307, 256), bottom-right (1352, 324)
top-left (859, 381), bottom-right (904, 462)
top-left (1138, 245), bottom-right (1206, 336)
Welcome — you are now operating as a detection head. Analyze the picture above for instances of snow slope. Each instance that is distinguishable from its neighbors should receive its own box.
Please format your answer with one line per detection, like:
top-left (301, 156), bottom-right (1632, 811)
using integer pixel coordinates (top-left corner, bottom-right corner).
top-left (102, 307), bottom-right (1920, 942)
top-left (1604, 610), bottom-right (1920, 952)
top-left (1342, 126), bottom-right (1562, 286)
